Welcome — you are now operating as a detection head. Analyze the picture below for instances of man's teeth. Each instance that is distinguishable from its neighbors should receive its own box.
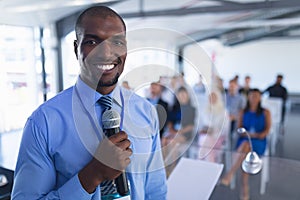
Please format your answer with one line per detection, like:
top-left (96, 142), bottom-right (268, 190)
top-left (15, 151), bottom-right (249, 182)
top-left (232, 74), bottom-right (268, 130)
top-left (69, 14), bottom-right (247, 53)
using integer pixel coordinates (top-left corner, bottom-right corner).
top-left (97, 64), bottom-right (115, 70)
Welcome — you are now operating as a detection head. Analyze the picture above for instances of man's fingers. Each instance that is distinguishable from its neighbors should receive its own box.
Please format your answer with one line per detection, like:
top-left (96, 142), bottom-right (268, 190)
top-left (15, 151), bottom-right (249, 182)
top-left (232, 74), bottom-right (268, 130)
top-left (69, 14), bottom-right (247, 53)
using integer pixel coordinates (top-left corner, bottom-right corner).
top-left (95, 132), bottom-right (132, 171)
top-left (115, 139), bottom-right (131, 150)
top-left (109, 131), bottom-right (128, 143)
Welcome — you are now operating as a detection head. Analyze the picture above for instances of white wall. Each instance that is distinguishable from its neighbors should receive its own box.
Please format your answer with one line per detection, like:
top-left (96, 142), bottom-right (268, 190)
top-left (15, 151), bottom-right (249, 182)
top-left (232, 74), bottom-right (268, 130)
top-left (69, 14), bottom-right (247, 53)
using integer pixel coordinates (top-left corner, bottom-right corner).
top-left (183, 43), bottom-right (214, 87)
top-left (211, 38), bottom-right (300, 93)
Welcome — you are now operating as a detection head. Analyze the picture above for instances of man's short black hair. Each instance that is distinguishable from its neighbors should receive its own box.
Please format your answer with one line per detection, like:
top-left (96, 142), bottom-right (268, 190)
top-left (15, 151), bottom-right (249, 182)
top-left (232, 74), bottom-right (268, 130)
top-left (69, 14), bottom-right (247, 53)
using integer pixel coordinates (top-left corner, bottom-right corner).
top-left (277, 74), bottom-right (283, 79)
top-left (75, 6), bottom-right (126, 39)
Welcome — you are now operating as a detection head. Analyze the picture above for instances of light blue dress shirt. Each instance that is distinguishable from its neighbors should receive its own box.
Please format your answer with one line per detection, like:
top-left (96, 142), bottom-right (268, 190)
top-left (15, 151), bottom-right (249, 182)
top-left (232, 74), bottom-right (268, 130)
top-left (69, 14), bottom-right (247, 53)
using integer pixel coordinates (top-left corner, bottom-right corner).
top-left (12, 77), bottom-right (167, 200)
top-left (225, 93), bottom-right (244, 119)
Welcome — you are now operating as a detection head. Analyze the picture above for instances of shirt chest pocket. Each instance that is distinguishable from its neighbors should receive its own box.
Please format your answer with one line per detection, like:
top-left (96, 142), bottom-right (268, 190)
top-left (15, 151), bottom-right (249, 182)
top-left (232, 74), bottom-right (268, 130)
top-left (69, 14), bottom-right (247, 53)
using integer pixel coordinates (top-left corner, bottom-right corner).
top-left (127, 137), bottom-right (154, 173)
top-left (125, 125), bottom-right (155, 173)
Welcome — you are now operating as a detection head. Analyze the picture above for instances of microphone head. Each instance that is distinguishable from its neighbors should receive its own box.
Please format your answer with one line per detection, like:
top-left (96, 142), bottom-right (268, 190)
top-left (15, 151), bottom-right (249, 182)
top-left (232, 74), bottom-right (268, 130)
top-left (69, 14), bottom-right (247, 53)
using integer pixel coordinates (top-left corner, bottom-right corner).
top-left (102, 109), bottom-right (121, 129)
top-left (242, 152), bottom-right (263, 174)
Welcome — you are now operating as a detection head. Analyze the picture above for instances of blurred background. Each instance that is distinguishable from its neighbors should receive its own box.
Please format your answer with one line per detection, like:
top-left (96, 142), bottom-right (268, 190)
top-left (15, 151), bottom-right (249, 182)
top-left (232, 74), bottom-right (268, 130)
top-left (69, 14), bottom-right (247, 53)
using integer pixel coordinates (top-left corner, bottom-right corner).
top-left (1, 0), bottom-right (300, 199)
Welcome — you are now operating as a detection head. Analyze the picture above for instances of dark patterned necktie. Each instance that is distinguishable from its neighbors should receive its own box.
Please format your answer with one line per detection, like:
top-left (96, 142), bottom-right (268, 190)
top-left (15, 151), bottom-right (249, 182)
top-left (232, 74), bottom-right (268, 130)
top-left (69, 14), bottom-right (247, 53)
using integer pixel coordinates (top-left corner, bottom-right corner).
top-left (97, 95), bottom-right (118, 196)
top-left (98, 95), bottom-right (113, 113)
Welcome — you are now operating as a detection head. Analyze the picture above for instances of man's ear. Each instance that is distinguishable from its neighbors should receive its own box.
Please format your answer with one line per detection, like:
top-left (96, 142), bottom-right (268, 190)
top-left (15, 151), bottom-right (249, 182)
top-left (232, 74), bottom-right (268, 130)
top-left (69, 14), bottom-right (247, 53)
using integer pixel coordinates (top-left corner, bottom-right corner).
top-left (74, 40), bottom-right (78, 59)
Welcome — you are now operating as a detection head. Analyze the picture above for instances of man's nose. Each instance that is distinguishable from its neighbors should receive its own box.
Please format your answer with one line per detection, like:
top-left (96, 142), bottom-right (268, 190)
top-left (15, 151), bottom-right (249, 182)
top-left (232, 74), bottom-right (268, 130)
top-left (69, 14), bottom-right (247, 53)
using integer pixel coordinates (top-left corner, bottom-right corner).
top-left (97, 40), bottom-right (113, 58)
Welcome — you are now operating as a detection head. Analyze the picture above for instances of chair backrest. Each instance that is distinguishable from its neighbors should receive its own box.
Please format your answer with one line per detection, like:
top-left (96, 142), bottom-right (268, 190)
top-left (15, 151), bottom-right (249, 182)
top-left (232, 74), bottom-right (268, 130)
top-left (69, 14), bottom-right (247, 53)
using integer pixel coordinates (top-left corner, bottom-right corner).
top-left (0, 167), bottom-right (14, 200)
top-left (262, 97), bottom-right (282, 155)
top-left (262, 97), bottom-right (282, 124)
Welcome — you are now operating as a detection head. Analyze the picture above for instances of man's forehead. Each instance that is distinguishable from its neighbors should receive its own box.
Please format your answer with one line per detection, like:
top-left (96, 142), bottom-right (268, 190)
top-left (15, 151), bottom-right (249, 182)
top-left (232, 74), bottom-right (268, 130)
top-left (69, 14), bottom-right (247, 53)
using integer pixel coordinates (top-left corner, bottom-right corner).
top-left (84, 14), bottom-right (124, 28)
top-left (80, 18), bottom-right (125, 35)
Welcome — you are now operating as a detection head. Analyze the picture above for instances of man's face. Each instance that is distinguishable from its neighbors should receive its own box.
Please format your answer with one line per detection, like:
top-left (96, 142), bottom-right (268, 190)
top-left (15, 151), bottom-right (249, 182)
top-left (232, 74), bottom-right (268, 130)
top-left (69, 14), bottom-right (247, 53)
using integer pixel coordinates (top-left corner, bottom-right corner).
top-left (150, 83), bottom-right (161, 97)
top-left (229, 81), bottom-right (238, 94)
top-left (74, 15), bottom-right (127, 92)
top-left (276, 77), bottom-right (282, 84)
top-left (245, 77), bottom-right (251, 85)
top-left (177, 90), bottom-right (189, 105)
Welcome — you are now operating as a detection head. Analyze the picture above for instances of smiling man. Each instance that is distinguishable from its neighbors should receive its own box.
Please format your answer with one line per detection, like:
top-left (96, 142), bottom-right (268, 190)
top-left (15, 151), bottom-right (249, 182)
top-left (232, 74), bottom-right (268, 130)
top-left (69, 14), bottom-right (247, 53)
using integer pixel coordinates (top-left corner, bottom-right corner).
top-left (74, 8), bottom-right (127, 93)
top-left (12, 6), bottom-right (167, 200)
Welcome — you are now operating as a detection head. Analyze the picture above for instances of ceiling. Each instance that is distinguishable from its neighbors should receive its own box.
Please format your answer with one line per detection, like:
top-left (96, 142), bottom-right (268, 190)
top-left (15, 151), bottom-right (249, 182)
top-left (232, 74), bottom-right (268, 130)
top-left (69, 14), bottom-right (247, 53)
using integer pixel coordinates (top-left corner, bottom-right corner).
top-left (1, 0), bottom-right (300, 46)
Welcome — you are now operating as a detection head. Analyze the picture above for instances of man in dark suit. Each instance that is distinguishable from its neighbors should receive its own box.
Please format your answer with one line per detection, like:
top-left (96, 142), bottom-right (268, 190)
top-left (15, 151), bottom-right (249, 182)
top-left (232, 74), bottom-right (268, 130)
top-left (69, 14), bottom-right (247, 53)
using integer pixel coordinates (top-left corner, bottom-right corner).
top-left (264, 74), bottom-right (288, 124)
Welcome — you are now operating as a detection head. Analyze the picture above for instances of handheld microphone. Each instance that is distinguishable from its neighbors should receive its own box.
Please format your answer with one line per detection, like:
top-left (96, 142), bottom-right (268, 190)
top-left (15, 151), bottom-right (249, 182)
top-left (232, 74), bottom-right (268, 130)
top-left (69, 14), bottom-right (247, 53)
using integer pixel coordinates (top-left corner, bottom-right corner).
top-left (102, 109), bottom-right (129, 196)
top-left (237, 127), bottom-right (263, 174)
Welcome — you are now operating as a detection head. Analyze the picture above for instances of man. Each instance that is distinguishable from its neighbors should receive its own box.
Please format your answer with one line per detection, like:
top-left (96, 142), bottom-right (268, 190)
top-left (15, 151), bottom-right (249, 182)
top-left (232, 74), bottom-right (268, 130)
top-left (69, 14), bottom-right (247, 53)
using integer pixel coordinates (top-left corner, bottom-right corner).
top-left (226, 79), bottom-right (244, 147)
top-left (239, 75), bottom-right (251, 97)
top-left (239, 75), bottom-right (252, 107)
top-left (12, 6), bottom-right (167, 200)
top-left (147, 82), bottom-right (168, 138)
top-left (264, 74), bottom-right (288, 124)
top-left (121, 81), bottom-right (131, 90)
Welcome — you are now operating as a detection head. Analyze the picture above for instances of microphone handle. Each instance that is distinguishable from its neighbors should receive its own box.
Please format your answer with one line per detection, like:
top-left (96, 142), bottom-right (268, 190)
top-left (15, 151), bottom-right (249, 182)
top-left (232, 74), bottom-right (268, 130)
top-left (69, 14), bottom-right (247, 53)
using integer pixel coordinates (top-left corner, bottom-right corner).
top-left (104, 127), bottom-right (129, 196)
top-left (104, 127), bottom-right (120, 137)
top-left (116, 172), bottom-right (129, 196)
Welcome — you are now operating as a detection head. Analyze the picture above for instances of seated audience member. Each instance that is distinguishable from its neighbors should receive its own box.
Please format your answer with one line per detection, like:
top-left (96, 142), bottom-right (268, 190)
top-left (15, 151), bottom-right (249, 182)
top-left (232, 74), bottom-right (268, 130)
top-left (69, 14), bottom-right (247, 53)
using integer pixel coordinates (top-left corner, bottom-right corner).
top-left (161, 87), bottom-right (196, 176)
top-left (161, 76), bottom-right (179, 110)
top-left (121, 80), bottom-right (131, 90)
top-left (147, 82), bottom-right (169, 138)
top-left (198, 90), bottom-right (229, 162)
top-left (193, 75), bottom-right (208, 126)
top-left (193, 75), bottom-right (206, 95)
top-left (162, 87), bottom-right (196, 145)
top-left (220, 88), bottom-right (271, 200)
top-left (226, 79), bottom-right (244, 144)
top-left (239, 75), bottom-right (252, 105)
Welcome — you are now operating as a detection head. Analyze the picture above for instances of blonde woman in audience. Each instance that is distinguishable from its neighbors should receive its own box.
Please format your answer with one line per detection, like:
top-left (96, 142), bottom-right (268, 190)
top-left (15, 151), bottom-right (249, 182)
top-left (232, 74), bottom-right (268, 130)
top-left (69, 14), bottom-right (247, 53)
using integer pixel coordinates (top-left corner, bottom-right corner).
top-left (198, 89), bottom-right (229, 162)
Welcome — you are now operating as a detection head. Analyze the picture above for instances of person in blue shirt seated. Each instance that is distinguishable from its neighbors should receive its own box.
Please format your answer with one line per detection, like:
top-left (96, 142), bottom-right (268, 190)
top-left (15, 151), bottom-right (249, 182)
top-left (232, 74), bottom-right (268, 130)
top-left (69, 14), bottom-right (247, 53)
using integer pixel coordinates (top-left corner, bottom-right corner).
top-left (12, 5), bottom-right (167, 200)
top-left (147, 82), bottom-right (169, 138)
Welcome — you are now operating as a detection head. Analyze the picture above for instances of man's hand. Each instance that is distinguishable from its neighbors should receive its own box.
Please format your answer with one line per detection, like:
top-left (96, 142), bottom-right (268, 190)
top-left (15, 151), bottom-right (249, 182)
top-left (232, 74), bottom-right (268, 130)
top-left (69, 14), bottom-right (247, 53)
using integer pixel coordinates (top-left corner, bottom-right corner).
top-left (79, 131), bottom-right (132, 193)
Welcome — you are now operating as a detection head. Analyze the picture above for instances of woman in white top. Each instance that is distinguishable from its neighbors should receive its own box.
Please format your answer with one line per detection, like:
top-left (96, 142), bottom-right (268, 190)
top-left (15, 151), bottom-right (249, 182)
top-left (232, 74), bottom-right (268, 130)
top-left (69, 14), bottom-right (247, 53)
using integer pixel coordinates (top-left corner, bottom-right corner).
top-left (198, 89), bottom-right (229, 162)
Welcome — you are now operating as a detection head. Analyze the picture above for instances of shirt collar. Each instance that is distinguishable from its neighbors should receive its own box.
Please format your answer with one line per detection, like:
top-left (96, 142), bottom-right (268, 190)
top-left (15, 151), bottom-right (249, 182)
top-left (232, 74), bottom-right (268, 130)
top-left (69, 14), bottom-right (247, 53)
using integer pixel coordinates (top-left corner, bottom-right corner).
top-left (75, 76), bottom-right (122, 108)
top-left (112, 84), bottom-right (122, 107)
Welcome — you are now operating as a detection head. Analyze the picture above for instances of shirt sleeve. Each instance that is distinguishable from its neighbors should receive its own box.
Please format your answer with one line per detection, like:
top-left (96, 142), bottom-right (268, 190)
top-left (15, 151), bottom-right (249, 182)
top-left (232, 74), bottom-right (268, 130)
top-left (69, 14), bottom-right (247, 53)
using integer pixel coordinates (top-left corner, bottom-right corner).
top-left (12, 118), bottom-right (94, 200)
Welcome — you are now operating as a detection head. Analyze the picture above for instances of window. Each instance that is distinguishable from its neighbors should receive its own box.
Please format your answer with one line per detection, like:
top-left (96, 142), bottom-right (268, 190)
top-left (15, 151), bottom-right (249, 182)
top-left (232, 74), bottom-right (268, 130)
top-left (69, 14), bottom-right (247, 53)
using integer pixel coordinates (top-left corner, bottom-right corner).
top-left (61, 31), bottom-right (79, 89)
top-left (0, 25), bottom-right (40, 132)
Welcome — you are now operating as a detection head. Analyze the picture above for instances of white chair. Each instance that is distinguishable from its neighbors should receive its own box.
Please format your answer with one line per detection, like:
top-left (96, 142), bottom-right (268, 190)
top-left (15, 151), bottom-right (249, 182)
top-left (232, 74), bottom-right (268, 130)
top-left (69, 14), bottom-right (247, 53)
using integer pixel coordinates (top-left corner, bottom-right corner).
top-left (262, 97), bottom-right (282, 155)
top-left (260, 140), bottom-right (270, 195)
top-left (258, 97), bottom-right (282, 194)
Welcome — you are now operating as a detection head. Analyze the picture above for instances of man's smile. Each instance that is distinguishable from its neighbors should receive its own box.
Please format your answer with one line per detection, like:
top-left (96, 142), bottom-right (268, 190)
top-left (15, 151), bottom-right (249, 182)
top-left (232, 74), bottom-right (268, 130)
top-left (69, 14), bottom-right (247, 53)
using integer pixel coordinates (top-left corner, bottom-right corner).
top-left (96, 64), bottom-right (115, 71)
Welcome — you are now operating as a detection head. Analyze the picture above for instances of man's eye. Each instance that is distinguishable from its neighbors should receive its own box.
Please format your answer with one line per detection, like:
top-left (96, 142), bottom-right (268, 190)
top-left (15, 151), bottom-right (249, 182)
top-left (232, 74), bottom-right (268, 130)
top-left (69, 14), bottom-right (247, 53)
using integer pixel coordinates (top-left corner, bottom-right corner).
top-left (113, 40), bottom-right (125, 46)
top-left (84, 40), bottom-right (97, 45)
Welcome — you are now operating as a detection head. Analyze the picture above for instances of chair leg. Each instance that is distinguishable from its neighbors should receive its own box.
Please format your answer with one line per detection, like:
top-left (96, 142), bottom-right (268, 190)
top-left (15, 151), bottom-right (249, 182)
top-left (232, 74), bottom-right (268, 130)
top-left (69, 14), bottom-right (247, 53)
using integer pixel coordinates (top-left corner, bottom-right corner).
top-left (260, 153), bottom-right (269, 195)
